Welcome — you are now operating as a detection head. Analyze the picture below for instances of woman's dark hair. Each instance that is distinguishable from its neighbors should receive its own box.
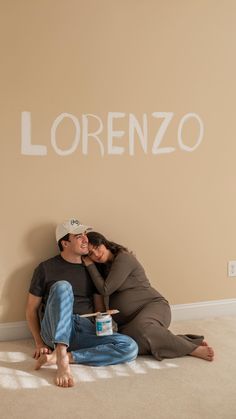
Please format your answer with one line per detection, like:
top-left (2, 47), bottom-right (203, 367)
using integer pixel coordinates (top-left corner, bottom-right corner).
top-left (87, 231), bottom-right (128, 257)
top-left (87, 231), bottom-right (129, 278)
top-left (58, 233), bottom-right (70, 252)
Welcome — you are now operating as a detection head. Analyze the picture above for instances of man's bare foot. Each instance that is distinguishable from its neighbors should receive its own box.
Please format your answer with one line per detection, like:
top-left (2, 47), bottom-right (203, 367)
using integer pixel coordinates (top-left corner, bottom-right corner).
top-left (35, 351), bottom-right (57, 370)
top-left (190, 345), bottom-right (214, 361)
top-left (35, 350), bottom-right (74, 370)
top-left (35, 344), bottom-right (74, 387)
top-left (55, 345), bottom-right (74, 388)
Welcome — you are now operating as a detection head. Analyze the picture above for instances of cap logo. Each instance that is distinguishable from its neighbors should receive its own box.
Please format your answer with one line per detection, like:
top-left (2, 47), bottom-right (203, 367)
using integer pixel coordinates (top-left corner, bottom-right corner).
top-left (70, 219), bottom-right (80, 226)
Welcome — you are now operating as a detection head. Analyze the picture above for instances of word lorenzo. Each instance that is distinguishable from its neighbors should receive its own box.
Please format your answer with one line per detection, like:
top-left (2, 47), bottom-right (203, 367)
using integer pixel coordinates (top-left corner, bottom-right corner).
top-left (21, 111), bottom-right (204, 156)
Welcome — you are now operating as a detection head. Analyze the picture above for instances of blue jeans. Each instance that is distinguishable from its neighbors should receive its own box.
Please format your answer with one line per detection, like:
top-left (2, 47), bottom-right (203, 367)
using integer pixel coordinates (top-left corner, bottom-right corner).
top-left (40, 281), bottom-right (138, 366)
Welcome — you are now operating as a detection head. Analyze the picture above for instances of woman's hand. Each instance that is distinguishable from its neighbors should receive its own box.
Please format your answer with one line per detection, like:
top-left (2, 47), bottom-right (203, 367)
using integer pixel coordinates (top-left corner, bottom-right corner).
top-left (82, 255), bottom-right (94, 266)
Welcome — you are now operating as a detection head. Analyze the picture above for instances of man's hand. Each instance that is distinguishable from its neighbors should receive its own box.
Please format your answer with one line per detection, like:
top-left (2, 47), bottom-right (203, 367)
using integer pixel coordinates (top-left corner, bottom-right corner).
top-left (33, 344), bottom-right (52, 359)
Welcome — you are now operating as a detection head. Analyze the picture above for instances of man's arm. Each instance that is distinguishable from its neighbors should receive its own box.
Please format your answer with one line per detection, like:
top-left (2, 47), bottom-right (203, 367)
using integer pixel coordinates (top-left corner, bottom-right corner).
top-left (26, 293), bottom-right (52, 359)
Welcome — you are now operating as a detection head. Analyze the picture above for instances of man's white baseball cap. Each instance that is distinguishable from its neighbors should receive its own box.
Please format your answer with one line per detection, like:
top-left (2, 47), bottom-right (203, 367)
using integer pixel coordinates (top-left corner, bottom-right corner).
top-left (56, 218), bottom-right (92, 242)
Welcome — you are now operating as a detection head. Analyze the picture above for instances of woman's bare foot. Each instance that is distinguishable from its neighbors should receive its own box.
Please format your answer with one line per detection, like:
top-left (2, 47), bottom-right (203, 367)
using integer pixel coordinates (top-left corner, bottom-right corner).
top-left (190, 345), bottom-right (214, 361)
top-left (55, 344), bottom-right (74, 388)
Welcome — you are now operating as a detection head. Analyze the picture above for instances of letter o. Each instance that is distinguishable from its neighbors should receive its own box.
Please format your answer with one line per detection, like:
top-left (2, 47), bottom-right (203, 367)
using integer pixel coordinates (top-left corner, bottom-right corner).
top-left (178, 113), bottom-right (204, 152)
top-left (51, 113), bottom-right (80, 156)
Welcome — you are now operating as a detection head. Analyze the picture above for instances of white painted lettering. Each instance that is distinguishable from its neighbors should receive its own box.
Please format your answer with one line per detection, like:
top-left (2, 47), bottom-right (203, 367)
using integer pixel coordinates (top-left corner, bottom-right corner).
top-left (178, 113), bottom-right (204, 152)
top-left (107, 112), bottom-right (125, 155)
top-left (82, 114), bottom-right (104, 156)
top-left (21, 111), bottom-right (204, 157)
top-left (129, 113), bottom-right (148, 155)
top-left (21, 112), bottom-right (47, 156)
top-left (51, 113), bottom-right (80, 156)
top-left (152, 112), bottom-right (175, 154)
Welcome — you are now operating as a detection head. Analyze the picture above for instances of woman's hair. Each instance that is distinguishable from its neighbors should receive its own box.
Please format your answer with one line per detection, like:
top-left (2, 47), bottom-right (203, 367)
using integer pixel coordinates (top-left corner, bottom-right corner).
top-left (87, 231), bottom-right (128, 257)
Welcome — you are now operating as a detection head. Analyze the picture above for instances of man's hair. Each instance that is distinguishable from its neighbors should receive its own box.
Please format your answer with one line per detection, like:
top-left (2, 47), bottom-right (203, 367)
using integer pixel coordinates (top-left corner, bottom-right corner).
top-left (58, 233), bottom-right (70, 251)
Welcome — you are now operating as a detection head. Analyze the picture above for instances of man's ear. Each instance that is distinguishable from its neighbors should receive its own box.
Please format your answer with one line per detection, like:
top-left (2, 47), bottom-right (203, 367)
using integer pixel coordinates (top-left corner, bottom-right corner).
top-left (62, 240), bottom-right (69, 249)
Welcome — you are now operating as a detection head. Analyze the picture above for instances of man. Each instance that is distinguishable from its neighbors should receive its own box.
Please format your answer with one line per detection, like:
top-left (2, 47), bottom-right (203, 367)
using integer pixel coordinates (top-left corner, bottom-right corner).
top-left (26, 218), bottom-right (138, 388)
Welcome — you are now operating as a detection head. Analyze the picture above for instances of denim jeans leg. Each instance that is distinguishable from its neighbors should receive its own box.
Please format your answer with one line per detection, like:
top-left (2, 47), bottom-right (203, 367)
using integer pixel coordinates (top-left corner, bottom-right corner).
top-left (69, 317), bottom-right (138, 366)
top-left (40, 281), bottom-right (74, 348)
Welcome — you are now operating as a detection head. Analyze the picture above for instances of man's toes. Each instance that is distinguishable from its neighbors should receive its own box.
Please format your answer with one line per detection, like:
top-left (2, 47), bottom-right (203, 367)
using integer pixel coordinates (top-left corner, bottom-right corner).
top-left (56, 377), bottom-right (62, 387)
top-left (68, 378), bottom-right (74, 387)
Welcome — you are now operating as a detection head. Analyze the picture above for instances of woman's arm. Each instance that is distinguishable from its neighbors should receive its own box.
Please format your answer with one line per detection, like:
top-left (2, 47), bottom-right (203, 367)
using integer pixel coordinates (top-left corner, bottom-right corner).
top-left (84, 252), bottom-right (135, 296)
top-left (93, 294), bottom-right (106, 313)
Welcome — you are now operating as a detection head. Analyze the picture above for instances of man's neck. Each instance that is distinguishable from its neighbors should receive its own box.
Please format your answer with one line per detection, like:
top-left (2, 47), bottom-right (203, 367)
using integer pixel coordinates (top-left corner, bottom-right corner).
top-left (60, 251), bottom-right (82, 264)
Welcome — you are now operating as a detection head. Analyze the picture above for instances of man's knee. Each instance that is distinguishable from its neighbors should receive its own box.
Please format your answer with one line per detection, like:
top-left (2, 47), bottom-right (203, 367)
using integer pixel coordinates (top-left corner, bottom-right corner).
top-left (50, 280), bottom-right (73, 295)
top-left (113, 334), bottom-right (138, 358)
top-left (128, 337), bottom-right (138, 357)
top-left (123, 335), bottom-right (138, 360)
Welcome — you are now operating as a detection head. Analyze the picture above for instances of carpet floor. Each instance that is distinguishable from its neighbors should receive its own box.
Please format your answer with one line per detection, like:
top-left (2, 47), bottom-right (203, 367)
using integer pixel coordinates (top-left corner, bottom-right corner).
top-left (0, 316), bottom-right (236, 419)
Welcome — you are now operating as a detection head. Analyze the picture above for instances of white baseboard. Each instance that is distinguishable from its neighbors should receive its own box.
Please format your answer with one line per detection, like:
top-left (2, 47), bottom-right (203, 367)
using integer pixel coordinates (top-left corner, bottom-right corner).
top-left (0, 321), bottom-right (32, 342)
top-left (1, 299), bottom-right (236, 341)
top-left (171, 298), bottom-right (236, 321)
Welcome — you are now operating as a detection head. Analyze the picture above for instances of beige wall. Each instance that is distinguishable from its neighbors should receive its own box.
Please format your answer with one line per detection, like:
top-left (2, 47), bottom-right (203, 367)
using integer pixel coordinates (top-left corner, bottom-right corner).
top-left (1, 0), bottom-right (236, 322)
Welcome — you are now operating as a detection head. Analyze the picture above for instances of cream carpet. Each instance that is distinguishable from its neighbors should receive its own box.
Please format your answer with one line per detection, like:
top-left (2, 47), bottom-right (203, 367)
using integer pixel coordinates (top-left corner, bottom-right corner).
top-left (0, 316), bottom-right (236, 419)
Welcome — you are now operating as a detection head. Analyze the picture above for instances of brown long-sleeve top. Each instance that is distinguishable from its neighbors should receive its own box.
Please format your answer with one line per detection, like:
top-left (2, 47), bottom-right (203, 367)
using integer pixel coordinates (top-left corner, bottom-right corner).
top-left (86, 252), bottom-right (168, 326)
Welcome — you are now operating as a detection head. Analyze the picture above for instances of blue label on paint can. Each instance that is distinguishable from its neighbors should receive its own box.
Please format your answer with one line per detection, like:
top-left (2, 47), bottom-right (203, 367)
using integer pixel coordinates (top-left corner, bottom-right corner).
top-left (96, 314), bottom-right (113, 336)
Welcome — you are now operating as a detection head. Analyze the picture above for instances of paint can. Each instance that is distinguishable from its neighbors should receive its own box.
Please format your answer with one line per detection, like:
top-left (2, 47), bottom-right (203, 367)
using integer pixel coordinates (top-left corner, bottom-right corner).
top-left (96, 313), bottom-right (113, 336)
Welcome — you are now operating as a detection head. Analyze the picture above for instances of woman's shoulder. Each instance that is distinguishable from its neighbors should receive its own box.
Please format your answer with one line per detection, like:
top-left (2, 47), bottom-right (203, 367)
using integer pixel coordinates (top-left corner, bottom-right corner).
top-left (115, 251), bottom-right (138, 265)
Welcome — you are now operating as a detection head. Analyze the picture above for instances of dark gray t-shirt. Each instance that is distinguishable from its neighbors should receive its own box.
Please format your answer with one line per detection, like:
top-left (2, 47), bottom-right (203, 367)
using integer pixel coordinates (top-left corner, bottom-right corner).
top-left (29, 255), bottom-right (97, 315)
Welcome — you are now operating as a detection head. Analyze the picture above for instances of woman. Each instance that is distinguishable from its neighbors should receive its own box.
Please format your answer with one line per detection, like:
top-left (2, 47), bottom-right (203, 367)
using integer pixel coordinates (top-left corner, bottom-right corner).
top-left (83, 231), bottom-right (214, 362)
